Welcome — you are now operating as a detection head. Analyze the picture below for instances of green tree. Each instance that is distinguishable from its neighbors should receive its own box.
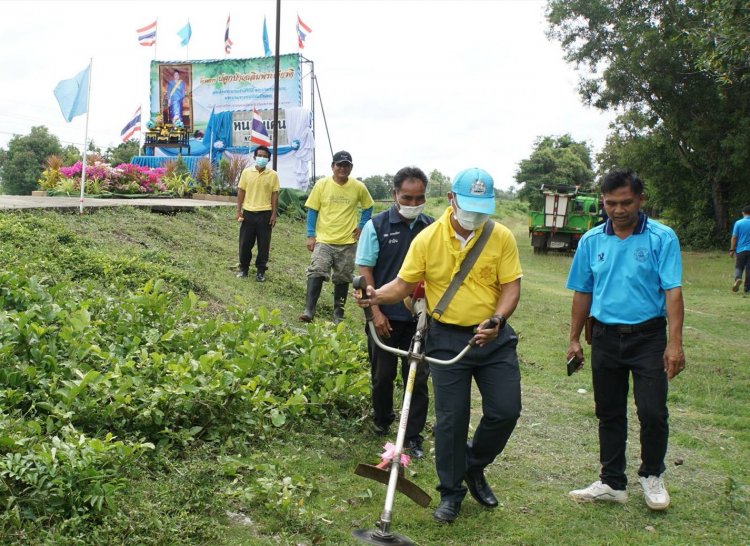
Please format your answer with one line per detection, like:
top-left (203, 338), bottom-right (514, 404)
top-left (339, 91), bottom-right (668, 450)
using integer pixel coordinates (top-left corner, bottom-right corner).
top-left (362, 175), bottom-right (390, 200)
top-left (546, 0), bottom-right (750, 243)
top-left (106, 140), bottom-right (141, 166)
top-left (693, 0), bottom-right (750, 85)
top-left (0, 126), bottom-right (62, 194)
top-left (514, 134), bottom-right (594, 209)
top-left (61, 144), bottom-right (82, 166)
top-left (428, 169), bottom-right (450, 198)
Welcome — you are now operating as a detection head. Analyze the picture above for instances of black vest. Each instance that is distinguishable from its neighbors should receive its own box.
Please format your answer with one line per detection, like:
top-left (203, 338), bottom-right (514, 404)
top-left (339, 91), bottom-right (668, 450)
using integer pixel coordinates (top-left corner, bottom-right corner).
top-left (371, 205), bottom-right (434, 321)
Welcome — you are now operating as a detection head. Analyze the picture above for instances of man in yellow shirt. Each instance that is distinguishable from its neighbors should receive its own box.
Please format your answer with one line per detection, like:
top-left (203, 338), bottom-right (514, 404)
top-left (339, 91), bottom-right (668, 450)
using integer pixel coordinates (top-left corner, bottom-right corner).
top-left (356, 167), bottom-right (523, 524)
top-left (236, 145), bottom-right (279, 282)
top-left (300, 151), bottom-right (374, 324)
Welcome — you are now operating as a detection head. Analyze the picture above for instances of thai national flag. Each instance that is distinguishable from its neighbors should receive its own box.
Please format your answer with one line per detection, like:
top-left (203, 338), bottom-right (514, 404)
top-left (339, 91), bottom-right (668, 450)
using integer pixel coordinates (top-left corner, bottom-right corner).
top-left (250, 108), bottom-right (271, 146)
top-left (296, 15), bottom-right (311, 49)
top-left (225, 15), bottom-right (234, 54)
top-left (137, 20), bottom-right (157, 47)
top-left (120, 107), bottom-right (142, 142)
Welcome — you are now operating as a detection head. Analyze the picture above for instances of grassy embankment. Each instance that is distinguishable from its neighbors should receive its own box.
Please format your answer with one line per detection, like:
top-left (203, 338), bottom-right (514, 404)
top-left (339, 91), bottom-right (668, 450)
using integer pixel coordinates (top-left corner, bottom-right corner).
top-left (0, 200), bottom-right (747, 545)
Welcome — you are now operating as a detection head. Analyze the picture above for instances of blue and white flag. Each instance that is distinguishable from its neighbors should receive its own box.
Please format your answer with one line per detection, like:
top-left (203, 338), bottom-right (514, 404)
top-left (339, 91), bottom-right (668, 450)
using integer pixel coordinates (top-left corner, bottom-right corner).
top-left (263, 17), bottom-right (272, 56)
top-left (177, 22), bottom-right (192, 47)
top-left (54, 64), bottom-right (90, 122)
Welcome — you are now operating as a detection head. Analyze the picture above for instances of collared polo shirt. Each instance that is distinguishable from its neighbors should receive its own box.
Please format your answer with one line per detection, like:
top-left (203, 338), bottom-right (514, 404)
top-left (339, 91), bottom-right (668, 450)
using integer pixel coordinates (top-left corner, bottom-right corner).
top-left (238, 167), bottom-right (280, 212)
top-left (356, 205), bottom-right (433, 321)
top-left (305, 176), bottom-right (374, 245)
top-left (566, 213), bottom-right (682, 324)
top-left (398, 207), bottom-right (522, 326)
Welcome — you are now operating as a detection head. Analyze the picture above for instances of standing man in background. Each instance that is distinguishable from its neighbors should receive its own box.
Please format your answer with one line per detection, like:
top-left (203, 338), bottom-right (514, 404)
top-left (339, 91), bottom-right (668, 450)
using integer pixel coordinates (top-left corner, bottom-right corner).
top-left (236, 145), bottom-right (279, 282)
top-left (730, 205), bottom-right (750, 295)
top-left (300, 151), bottom-right (374, 324)
top-left (355, 166), bottom-right (434, 457)
top-left (566, 168), bottom-right (685, 511)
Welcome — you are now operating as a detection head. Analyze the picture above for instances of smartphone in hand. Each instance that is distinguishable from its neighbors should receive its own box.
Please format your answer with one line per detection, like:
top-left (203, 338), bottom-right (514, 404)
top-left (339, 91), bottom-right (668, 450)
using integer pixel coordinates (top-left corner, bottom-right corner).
top-left (567, 355), bottom-right (584, 376)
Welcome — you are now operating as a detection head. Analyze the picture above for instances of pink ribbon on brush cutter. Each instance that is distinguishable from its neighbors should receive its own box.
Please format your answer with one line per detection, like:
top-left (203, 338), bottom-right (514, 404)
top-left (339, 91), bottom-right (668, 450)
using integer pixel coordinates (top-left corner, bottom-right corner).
top-left (376, 442), bottom-right (411, 469)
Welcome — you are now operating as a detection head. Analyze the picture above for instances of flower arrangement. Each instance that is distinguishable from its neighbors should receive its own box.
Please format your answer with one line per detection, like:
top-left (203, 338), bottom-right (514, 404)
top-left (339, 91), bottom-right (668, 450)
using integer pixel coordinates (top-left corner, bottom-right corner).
top-left (46, 161), bottom-right (168, 196)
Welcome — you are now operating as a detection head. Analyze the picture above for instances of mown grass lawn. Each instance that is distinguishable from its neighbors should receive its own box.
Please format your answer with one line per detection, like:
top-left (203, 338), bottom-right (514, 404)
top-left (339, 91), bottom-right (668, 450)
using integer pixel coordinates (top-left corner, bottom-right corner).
top-left (0, 201), bottom-right (747, 545)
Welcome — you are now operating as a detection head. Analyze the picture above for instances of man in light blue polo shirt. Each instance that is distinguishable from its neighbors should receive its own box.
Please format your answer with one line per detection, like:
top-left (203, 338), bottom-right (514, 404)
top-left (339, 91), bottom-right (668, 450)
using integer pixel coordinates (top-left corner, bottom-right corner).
top-left (730, 205), bottom-right (750, 294)
top-left (355, 166), bottom-right (434, 457)
top-left (565, 169), bottom-right (685, 512)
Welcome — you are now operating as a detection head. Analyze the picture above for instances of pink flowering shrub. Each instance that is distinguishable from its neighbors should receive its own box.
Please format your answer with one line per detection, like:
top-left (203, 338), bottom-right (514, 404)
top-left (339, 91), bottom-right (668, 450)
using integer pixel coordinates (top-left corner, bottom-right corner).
top-left (55, 162), bottom-right (167, 195)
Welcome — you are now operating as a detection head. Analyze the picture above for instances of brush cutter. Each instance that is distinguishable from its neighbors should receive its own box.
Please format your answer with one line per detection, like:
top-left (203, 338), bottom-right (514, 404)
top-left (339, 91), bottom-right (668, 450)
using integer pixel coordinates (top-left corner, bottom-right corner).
top-left (351, 276), bottom-right (475, 546)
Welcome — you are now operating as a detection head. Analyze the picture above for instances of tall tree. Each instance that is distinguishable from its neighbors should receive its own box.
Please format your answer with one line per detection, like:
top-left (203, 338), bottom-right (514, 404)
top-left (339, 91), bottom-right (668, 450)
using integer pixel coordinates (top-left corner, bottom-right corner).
top-left (0, 126), bottom-right (62, 195)
top-left (547, 0), bottom-right (750, 242)
top-left (514, 134), bottom-right (594, 209)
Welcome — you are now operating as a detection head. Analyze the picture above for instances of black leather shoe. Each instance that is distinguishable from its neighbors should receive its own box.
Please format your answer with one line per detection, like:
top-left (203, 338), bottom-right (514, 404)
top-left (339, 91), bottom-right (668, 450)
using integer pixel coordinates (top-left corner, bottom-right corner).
top-left (405, 438), bottom-right (424, 459)
top-left (433, 500), bottom-right (461, 524)
top-left (465, 469), bottom-right (498, 507)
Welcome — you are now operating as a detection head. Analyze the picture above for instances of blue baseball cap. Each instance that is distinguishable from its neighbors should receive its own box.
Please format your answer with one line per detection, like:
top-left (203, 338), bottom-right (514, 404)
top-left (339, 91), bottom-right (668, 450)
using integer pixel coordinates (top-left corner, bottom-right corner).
top-left (451, 168), bottom-right (495, 214)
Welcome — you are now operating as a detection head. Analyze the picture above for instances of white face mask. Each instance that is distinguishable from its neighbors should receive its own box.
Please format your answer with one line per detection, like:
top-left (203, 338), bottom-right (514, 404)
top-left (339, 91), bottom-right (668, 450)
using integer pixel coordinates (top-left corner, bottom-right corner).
top-left (398, 203), bottom-right (425, 220)
top-left (452, 199), bottom-right (489, 231)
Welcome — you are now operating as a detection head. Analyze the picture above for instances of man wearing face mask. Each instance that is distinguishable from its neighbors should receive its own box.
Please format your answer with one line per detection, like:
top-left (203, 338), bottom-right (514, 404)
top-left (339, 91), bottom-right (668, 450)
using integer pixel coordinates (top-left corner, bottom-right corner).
top-left (236, 145), bottom-right (279, 282)
top-left (355, 166), bottom-right (434, 457)
top-left (355, 168), bottom-right (523, 524)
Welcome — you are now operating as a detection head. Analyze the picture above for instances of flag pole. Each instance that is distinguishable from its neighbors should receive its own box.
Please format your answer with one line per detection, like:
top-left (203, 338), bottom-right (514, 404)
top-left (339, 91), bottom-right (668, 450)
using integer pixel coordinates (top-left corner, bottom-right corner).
top-left (272, 0), bottom-right (281, 171)
top-left (154, 18), bottom-right (158, 60)
top-left (80, 58), bottom-right (93, 215)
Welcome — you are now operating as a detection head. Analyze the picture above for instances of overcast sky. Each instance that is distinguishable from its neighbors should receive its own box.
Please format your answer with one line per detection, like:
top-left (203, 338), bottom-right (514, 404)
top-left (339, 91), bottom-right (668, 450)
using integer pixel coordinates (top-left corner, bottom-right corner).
top-left (0, 0), bottom-right (615, 190)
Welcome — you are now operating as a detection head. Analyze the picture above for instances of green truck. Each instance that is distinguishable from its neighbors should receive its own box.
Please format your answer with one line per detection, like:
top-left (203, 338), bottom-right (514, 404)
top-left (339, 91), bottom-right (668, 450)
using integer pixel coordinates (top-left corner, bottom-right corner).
top-left (528, 184), bottom-right (600, 254)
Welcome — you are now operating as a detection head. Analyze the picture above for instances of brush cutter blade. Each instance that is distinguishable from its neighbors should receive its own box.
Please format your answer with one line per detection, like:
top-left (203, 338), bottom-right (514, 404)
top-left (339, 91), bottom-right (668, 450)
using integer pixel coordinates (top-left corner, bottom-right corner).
top-left (354, 464), bottom-right (432, 507)
top-left (352, 528), bottom-right (415, 546)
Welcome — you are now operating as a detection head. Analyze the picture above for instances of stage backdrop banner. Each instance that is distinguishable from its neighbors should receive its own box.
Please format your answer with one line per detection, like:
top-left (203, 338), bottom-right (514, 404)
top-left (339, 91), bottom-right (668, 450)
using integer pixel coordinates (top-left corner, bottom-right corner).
top-left (150, 54), bottom-right (302, 132)
top-left (232, 109), bottom-right (287, 147)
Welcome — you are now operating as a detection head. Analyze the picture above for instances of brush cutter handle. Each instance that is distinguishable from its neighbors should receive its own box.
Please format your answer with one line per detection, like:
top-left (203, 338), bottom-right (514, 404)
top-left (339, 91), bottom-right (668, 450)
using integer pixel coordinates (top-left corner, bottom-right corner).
top-left (353, 276), bottom-right (474, 366)
top-left (352, 275), bottom-right (374, 322)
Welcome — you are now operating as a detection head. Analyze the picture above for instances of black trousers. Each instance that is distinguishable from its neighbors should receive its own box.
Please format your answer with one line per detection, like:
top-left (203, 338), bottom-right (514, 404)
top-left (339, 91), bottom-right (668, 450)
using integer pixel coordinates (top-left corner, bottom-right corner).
top-left (366, 320), bottom-right (429, 442)
top-left (735, 250), bottom-right (750, 292)
top-left (427, 321), bottom-right (521, 502)
top-left (591, 321), bottom-right (669, 490)
top-left (238, 210), bottom-right (272, 273)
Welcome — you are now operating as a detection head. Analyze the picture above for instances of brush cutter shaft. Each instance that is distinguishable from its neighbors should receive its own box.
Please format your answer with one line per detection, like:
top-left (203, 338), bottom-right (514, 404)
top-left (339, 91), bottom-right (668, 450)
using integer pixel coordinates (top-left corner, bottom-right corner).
top-left (381, 341), bottom-right (421, 524)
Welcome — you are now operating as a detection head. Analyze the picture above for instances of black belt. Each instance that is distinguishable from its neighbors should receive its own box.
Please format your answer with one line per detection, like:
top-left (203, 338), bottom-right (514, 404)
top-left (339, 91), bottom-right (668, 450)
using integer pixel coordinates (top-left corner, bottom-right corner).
top-left (594, 317), bottom-right (666, 334)
top-left (429, 319), bottom-right (478, 333)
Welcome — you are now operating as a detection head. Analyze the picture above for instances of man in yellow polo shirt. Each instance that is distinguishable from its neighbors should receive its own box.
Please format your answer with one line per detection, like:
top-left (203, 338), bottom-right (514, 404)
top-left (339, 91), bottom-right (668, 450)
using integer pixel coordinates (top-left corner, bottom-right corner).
top-left (356, 167), bottom-right (523, 524)
top-left (299, 150), bottom-right (374, 323)
top-left (236, 145), bottom-right (279, 282)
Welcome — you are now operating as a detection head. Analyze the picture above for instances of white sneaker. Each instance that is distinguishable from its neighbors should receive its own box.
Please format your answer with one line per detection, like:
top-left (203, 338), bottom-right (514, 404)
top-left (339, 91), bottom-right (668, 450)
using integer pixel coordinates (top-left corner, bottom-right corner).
top-left (640, 475), bottom-right (670, 510)
top-left (569, 480), bottom-right (628, 503)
